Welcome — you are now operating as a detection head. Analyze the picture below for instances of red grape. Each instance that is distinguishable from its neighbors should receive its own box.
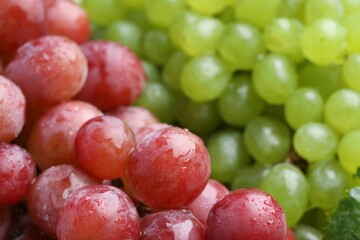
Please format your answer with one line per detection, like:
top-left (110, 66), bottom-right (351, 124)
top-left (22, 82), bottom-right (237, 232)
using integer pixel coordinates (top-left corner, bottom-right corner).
top-left (188, 179), bottom-right (229, 225)
top-left (0, 205), bottom-right (12, 240)
top-left (134, 122), bottom-right (170, 142)
top-left (206, 188), bottom-right (287, 240)
top-left (0, 143), bottom-right (36, 205)
top-left (0, 0), bottom-right (46, 62)
top-left (56, 185), bottom-right (140, 240)
top-left (286, 227), bottom-right (296, 240)
top-left (76, 41), bottom-right (146, 111)
top-left (127, 126), bottom-right (211, 209)
top-left (28, 100), bottom-right (102, 170)
top-left (75, 115), bottom-right (136, 180)
top-left (26, 164), bottom-right (100, 237)
top-left (44, 0), bottom-right (90, 44)
top-left (107, 106), bottom-right (158, 133)
top-left (140, 210), bottom-right (205, 240)
top-left (5, 35), bottom-right (88, 109)
top-left (0, 75), bottom-right (26, 143)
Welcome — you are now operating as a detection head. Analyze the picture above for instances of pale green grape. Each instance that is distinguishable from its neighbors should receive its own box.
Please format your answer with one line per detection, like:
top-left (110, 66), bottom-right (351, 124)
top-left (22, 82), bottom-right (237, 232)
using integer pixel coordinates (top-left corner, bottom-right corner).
top-left (244, 116), bottom-right (291, 164)
top-left (169, 11), bottom-right (198, 48)
top-left (180, 54), bottom-right (232, 102)
top-left (324, 89), bottom-right (360, 135)
top-left (260, 163), bottom-right (309, 227)
top-left (218, 74), bottom-right (265, 127)
top-left (82, 0), bottom-right (126, 26)
top-left (338, 130), bottom-right (360, 174)
top-left (301, 18), bottom-right (347, 66)
top-left (263, 17), bottom-right (304, 63)
top-left (178, 15), bottom-right (224, 57)
top-left (343, 54), bottom-right (360, 91)
top-left (304, 0), bottom-right (344, 24)
top-left (307, 160), bottom-right (349, 210)
top-left (185, 0), bottom-right (232, 16)
top-left (253, 54), bottom-right (298, 104)
top-left (295, 224), bottom-right (324, 240)
top-left (207, 129), bottom-right (250, 183)
top-left (104, 21), bottom-right (142, 55)
top-left (126, 10), bottom-right (152, 32)
top-left (142, 29), bottom-right (175, 66)
top-left (217, 6), bottom-right (236, 23)
top-left (134, 82), bottom-right (178, 123)
top-left (144, 0), bottom-right (185, 28)
top-left (234, 0), bottom-right (282, 29)
top-left (298, 63), bottom-right (344, 100)
top-left (342, 0), bottom-right (360, 16)
top-left (343, 13), bottom-right (360, 54)
top-left (293, 122), bottom-right (338, 162)
top-left (141, 60), bottom-right (160, 82)
top-left (122, 0), bottom-right (145, 9)
top-left (162, 51), bottom-right (189, 90)
top-left (231, 163), bottom-right (271, 189)
top-left (278, 0), bottom-right (305, 19)
top-left (218, 23), bottom-right (264, 70)
top-left (176, 97), bottom-right (222, 136)
top-left (285, 87), bottom-right (324, 129)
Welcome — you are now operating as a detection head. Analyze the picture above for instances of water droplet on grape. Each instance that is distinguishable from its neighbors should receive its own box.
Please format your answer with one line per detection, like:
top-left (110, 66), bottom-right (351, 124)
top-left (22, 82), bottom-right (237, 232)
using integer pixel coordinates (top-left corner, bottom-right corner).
top-left (267, 219), bottom-right (274, 228)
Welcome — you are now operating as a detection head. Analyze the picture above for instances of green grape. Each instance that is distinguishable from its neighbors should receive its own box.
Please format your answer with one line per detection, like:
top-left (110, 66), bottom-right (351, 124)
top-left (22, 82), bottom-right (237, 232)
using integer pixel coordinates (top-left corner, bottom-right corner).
top-left (324, 89), bottom-right (360, 135)
top-left (178, 15), bottom-right (224, 57)
top-left (231, 163), bottom-right (271, 190)
top-left (218, 74), bottom-right (265, 127)
top-left (307, 160), bottom-right (349, 210)
top-left (180, 54), bottom-right (232, 102)
top-left (162, 51), bottom-right (189, 90)
top-left (253, 54), bottom-right (298, 105)
top-left (122, 0), bottom-right (145, 9)
top-left (217, 6), bottom-right (236, 23)
top-left (185, 0), bottom-right (232, 16)
top-left (342, 0), bottom-right (360, 16)
top-left (293, 122), bottom-right (338, 162)
top-left (343, 13), bottom-right (360, 54)
top-left (304, 0), bottom-right (344, 25)
top-left (301, 18), bottom-right (347, 66)
top-left (244, 116), bottom-right (291, 165)
top-left (104, 21), bottom-right (142, 55)
top-left (263, 17), bottom-right (304, 63)
top-left (338, 130), bottom-right (360, 174)
top-left (176, 97), bottom-right (222, 136)
top-left (141, 60), bottom-right (160, 83)
top-left (285, 87), bottom-right (324, 129)
top-left (294, 224), bottom-right (324, 240)
top-left (278, 0), bottom-right (305, 20)
top-left (134, 82), bottom-right (178, 123)
top-left (82, 0), bottom-right (126, 26)
top-left (298, 63), bottom-right (344, 100)
top-left (142, 29), bottom-right (175, 66)
top-left (169, 11), bottom-right (198, 48)
top-left (234, 0), bottom-right (282, 29)
top-left (126, 10), bottom-right (152, 32)
top-left (263, 104), bottom-right (286, 122)
top-left (90, 23), bottom-right (105, 40)
top-left (299, 208), bottom-right (328, 231)
top-left (343, 54), bottom-right (360, 91)
top-left (218, 22), bottom-right (264, 70)
top-left (260, 163), bottom-right (309, 227)
top-left (207, 129), bottom-right (251, 183)
top-left (144, 0), bottom-right (185, 28)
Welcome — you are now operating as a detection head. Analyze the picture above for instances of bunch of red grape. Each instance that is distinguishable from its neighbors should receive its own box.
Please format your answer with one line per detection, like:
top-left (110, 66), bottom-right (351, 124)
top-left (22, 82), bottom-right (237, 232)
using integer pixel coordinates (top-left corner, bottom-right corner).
top-left (0, 0), bottom-right (290, 240)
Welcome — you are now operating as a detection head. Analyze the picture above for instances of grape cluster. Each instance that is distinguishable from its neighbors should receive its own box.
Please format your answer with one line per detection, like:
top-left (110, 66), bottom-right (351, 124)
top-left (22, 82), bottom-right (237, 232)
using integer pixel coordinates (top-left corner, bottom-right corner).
top-left (0, 0), bottom-right (359, 239)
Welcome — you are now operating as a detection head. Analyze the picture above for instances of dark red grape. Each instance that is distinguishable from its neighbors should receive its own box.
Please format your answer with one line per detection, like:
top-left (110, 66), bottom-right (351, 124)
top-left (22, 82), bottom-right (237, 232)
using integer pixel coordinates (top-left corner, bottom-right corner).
top-left (0, 75), bottom-right (26, 143)
top-left (45, 0), bottom-right (90, 44)
top-left (206, 188), bottom-right (287, 240)
top-left (76, 41), bottom-right (146, 111)
top-left (140, 210), bottom-right (205, 240)
top-left (56, 185), bottom-right (140, 240)
top-left (5, 35), bottom-right (88, 109)
top-left (188, 179), bottom-right (229, 225)
top-left (0, 143), bottom-right (36, 205)
top-left (127, 126), bottom-right (211, 209)
top-left (28, 100), bottom-right (102, 170)
top-left (13, 226), bottom-right (53, 240)
top-left (75, 115), bottom-right (136, 180)
top-left (26, 164), bottom-right (100, 237)
top-left (0, 205), bottom-right (12, 240)
top-left (0, 0), bottom-right (46, 62)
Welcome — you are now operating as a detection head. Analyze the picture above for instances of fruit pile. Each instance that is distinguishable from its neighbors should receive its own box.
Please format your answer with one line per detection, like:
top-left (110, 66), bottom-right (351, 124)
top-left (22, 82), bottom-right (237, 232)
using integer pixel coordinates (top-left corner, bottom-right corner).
top-left (1, 0), bottom-right (360, 239)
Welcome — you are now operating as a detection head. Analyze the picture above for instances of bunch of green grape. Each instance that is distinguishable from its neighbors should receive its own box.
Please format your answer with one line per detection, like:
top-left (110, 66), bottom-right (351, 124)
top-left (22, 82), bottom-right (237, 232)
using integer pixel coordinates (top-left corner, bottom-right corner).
top-left (80, 0), bottom-right (360, 237)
